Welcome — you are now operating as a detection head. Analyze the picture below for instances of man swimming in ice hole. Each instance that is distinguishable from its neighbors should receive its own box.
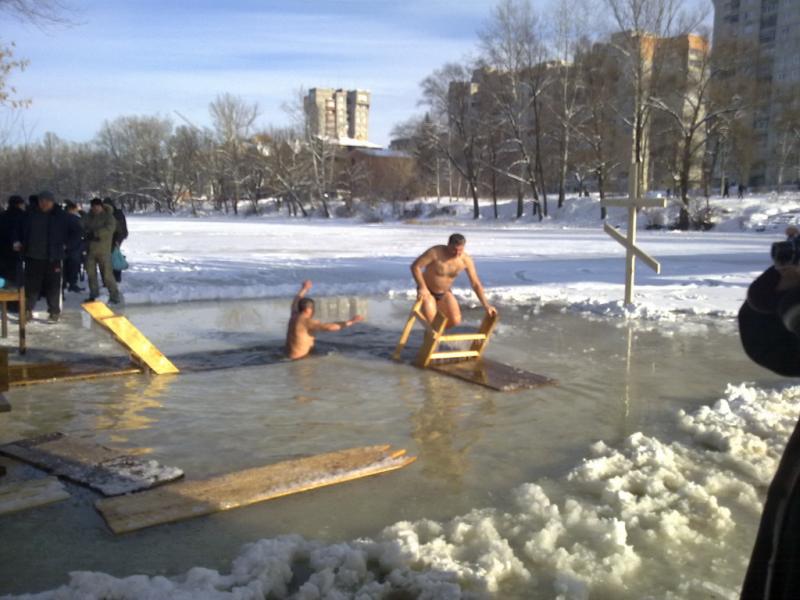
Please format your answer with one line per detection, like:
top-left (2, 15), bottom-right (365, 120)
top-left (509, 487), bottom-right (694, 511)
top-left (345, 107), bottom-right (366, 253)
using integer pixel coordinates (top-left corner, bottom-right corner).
top-left (285, 280), bottom-right (364, 360)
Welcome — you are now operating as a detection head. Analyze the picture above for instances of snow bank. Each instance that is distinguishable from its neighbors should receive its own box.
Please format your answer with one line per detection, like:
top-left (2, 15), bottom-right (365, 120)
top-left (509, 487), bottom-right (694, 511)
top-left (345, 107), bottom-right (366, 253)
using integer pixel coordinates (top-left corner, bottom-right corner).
top-left (11, 383), bottom-right (799, 599)
top-left (155, 191), bottom-right (800, 233)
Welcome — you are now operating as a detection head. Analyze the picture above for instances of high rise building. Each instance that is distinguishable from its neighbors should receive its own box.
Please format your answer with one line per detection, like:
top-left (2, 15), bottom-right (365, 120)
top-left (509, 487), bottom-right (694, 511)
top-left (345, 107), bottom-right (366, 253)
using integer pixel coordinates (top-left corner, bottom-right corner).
top-left (712, 0), bottom-right (795, 185)
top-left (304, 88), bottom-right (372, 145)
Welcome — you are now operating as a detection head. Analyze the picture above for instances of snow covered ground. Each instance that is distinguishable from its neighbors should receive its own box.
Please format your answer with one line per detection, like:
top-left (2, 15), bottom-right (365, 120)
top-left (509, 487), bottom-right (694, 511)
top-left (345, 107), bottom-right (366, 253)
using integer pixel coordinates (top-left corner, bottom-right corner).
top-left (6, 192), bottom-right (800, 599)
top-left (118, 215), bottom-right (767, 324)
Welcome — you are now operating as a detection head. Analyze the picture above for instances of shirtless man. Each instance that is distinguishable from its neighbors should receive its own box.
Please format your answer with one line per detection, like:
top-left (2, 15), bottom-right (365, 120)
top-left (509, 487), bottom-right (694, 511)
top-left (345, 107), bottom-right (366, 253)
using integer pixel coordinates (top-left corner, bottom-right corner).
top-left (411, 233), bottom-right (496, 328)
top-left (285, 280), bottom-right (364, 360)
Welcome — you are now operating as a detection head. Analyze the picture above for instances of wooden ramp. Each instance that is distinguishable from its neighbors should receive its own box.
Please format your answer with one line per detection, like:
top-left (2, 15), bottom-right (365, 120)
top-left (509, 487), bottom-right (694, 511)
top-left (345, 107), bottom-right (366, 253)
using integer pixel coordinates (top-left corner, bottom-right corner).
top-left (0, 477), bottom-right (70, 515)
top-left (82, 302), bottom-right (179, 375)
top-left (431, 357), bottom-right (557, 392)
top-left (393, 300), bottom-right (556, 391)
top-left (0, 476), bottom-right (70, 516)
top-left (0, 433), bottom-right (183, 496)
top-left (96, 445), bottom-right (416, 534)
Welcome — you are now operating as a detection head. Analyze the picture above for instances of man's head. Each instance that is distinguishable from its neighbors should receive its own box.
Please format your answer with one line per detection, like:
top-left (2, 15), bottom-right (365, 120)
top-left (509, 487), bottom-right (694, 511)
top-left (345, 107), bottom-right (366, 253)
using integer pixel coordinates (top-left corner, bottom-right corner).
top-left (103, 197), bottom-right (116, 209)
top-left (447, 233), bottom-right (466, 257)
top-left (64, 200), bottom-right (79, 214)
top-left (297, 297), bottom-right (315, 316)
top-left (37, 190), bottom-right (55, 213)
top-left (90, 197), bottom-right (105, 214)
top-left (7, 195), bottom-right (24, 211)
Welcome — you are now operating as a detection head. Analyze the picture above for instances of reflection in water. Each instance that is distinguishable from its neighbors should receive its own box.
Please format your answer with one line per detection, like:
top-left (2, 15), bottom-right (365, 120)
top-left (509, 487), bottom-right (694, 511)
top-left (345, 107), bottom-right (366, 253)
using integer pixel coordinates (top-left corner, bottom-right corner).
top-left (622, 325), bottom-right (633, 439)
top-left (287, 357), bottom-right (323, 404)
top-left (95, 374), bottom-right (175, 452)
top-left (410, 373), bottom-right (486, 486)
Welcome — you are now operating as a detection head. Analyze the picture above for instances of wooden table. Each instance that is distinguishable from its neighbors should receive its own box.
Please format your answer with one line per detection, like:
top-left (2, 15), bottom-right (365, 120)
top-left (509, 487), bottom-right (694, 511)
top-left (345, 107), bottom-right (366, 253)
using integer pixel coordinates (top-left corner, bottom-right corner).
top-left (0, 287), bottom-right (25, 354)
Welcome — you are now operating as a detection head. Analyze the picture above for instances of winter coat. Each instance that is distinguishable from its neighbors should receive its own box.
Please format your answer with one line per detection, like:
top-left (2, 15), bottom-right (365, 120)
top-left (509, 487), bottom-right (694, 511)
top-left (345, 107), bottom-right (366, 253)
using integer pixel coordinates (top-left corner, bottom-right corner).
top-left (65, 212), bottom-right (84, 255)
top-left (17, 204), bottom-right (70, 262)
top-left (83, 205), bottom-right (117, 254)
top-left (0, 206), bottom-right (25, 258)
top-left (112, 207), bottom-right (128, 247)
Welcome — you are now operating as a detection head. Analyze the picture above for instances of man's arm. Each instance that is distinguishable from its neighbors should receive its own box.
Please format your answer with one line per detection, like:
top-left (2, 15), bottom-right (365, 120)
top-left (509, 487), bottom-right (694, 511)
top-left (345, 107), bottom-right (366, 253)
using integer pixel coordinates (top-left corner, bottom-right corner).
top-left (411, 247), bottom-right (437, 299)
top-left (291, 280), bottom-right (312, 315)
top-left (309, 315), bottom-right (365, 333)
top-left (464, 255), bottom-right (497, 316)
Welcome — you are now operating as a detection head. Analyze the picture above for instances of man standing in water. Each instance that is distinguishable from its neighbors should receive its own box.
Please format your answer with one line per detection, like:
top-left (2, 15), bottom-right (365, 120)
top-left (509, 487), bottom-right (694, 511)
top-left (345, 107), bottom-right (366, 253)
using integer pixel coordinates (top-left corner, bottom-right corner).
top-left (285, 280), bottom-right (364, 360)
top-left (411, 233), bottom-right (496, 328)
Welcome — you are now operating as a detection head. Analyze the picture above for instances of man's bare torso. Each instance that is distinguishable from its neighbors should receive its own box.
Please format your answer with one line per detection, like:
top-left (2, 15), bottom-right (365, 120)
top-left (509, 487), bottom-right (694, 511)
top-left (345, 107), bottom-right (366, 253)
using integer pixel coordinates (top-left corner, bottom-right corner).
top-left (423, 245), bottom-right (469, 293)
top-left (286, 314), bottom-right (315, 360)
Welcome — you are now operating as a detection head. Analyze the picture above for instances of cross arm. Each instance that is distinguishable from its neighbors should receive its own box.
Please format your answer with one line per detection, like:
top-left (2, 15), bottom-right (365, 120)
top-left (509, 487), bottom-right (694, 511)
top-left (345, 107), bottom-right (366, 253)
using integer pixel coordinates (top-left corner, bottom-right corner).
top-left (603, 223), bottom-right (661, 273)
top-left (601, 197), bottom-right (667, 209)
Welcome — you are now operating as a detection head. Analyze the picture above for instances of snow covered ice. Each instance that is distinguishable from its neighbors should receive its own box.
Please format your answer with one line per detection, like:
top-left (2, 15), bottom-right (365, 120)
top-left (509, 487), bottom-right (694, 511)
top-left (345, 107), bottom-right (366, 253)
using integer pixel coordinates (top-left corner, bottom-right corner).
top-left (4, 194), bottom-right (800, 599)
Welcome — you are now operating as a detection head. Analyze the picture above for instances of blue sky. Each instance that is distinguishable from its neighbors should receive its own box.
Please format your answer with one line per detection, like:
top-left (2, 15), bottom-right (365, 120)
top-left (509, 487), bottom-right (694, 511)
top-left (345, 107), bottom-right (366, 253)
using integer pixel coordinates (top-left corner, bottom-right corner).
top-left (0, 0), bottom-right (497, 145)
top-left (0, 0), bottom-right (710, 146)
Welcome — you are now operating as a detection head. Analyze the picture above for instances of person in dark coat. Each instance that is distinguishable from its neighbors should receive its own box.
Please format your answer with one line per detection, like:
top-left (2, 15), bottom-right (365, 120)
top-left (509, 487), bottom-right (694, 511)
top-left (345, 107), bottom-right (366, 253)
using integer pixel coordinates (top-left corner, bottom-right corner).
top-left (739, 227), bottom-right (800, 599)
top-left (62, 200), bottom-right (84, 293)
top-left (0, 195), bottom-right (26, 289)
top-left (14, 190), bottom-right (70, 321)
top-left (104, 198), bottom-right (127, 283)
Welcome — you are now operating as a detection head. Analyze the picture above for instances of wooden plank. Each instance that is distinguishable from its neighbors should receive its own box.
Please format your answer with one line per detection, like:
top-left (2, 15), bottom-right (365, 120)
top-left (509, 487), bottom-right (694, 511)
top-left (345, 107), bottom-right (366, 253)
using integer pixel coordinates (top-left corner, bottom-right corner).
top-left (603, 223), bottom-right (661, 274)
top-left (429, 350), bottom-right (481, 360)
top-left (429, 358), bottom-right (558, 392)
top-left (96, 445), bottom-right (416, 534)
top-left (81, 302), bottom-right (178, 375)
top-left (472, 312), bottom-right (498, 356)
top-left (439, 333), bottom-right (487, 342)
top-left (392, 299), bottom-right (423, 361)
top-left (81, 301), bottom-right (116, 321)
top-left (0, 477), bottom-right (70, 516)
top-left (415, 312), bottom-right (447, 368)
top-left (9, 360), bottom-right (142, 387)
top-left (0, 433), bottom-right (183, 496)
top-left (0, 348), bottom-right (9, 393)
top-left (98, 316), bottom-right (179, 375)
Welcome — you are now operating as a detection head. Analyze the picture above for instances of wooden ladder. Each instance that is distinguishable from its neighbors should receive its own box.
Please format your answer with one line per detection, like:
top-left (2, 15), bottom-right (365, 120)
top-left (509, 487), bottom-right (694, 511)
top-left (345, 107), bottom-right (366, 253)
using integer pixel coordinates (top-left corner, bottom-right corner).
top-left (392, 298), bottom-right (498, 368)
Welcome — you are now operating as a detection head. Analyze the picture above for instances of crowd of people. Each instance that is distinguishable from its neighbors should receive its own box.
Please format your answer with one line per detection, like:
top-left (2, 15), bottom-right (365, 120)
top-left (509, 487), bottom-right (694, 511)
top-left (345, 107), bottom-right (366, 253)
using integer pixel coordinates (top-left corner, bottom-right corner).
top-left (0, 192), bottom-right (128, 322)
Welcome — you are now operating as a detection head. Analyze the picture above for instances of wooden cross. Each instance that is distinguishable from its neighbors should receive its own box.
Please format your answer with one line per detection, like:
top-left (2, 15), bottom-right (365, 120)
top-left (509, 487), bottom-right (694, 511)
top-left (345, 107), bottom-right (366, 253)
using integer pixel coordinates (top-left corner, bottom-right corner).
top-left (601, 171), bottom-right (666, 305)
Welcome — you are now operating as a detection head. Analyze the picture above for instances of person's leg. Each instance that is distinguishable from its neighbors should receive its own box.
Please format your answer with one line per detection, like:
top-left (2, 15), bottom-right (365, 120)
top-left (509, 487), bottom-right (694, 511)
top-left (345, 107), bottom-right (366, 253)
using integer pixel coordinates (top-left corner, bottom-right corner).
top-left (23, 258), bottom-right (44, 314)
top-left (419, 294), bottom-right (439, 323)
top-left (44, 261), bottom-right (62, 316)
top-left (63, 253), bottom-right (79, 289)
top-left (98, 253), bottom-right (120, 302)
top-left (438, 291), bottom-right (462, 328)
top-left (86, 252), bottom-right (100, 299)
top-left (740, 418), bottom-right (800, 598)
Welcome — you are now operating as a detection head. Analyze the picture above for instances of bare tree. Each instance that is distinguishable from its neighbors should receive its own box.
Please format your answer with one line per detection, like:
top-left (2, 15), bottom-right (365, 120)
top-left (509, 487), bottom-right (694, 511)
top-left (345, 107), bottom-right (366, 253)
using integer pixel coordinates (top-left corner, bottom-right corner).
top-left (603, 0), bottom-right (708, 207)
top-left (548, 0), bottom-right (591, 208)
top-left (420, 62), bottom-right (485, 219)
top-left (648, 32), bottom-right (744, 228)
top-left (477, 0), bottom-right (553, 220)
top-left (209, 93), bottom-right (260, 215)
top-left (573, 38), bottom-right (622, 217)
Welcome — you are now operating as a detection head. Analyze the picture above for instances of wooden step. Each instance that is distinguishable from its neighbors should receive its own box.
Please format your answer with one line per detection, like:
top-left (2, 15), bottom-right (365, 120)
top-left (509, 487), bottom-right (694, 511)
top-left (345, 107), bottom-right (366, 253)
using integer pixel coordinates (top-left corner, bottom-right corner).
top-left (429, 350), bottom-right (481, 360)
top-left (439, 333), bottom-right (487, 342)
